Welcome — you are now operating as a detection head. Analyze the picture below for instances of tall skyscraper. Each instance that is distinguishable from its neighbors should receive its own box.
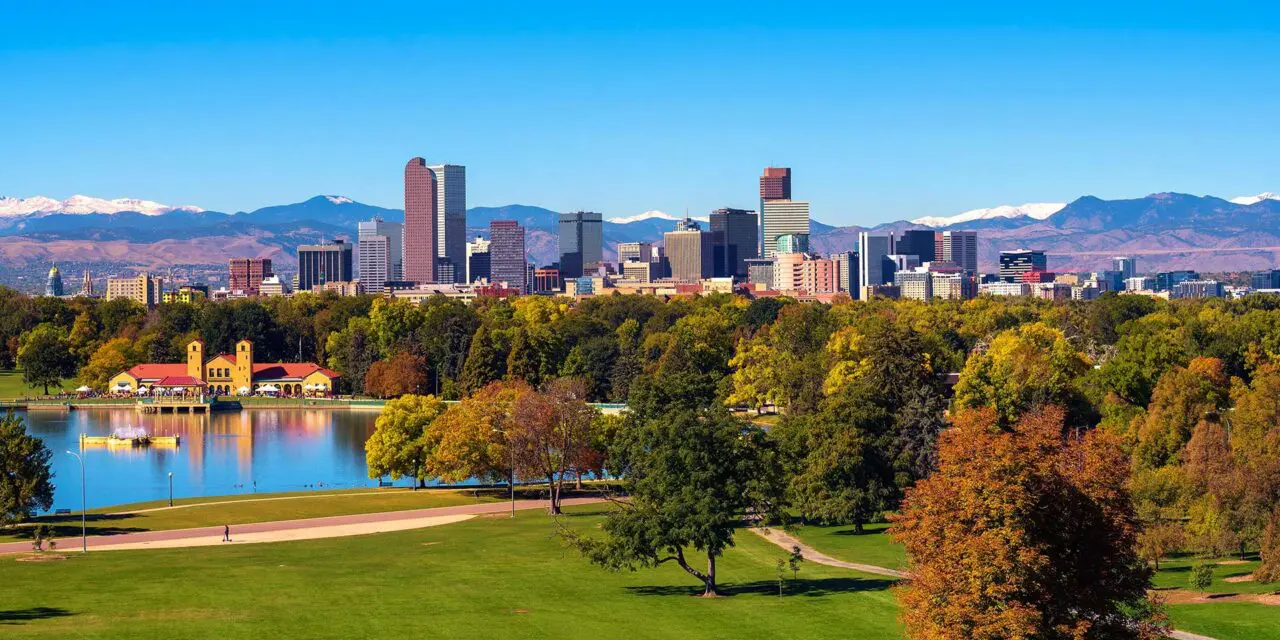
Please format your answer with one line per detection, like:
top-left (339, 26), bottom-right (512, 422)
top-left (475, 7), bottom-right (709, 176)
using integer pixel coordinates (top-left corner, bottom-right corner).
top-left (998, 249), bottom-right (1047, 282)
top-left (709, 208), bottom-right (758, 279)
top-left (831, 251), bottom-right (858, 293)
top-left (466, 236), bottom-right (491, 284)
top-left (404, 158), bottom-right (437, 284)
top-left (897, 230), bottom-right (938, 263)
top-left (942, 230), bottom-right (979, 274)
top-left (558, 211), bottom-right (604, 278)
top-left (298, 240), bottom-right (354, 291)
top-left (858, 233), bottom-right (896, 297)
top-left (1112, 256), bottom-right (1137, 279)
top-left (759, 167), bottom-right (792, 201)
top-left (428, 164), bottom-right (467, 282)
top-left (617, 242), bottom-right (654, 266)
top-left (664, 218), bottom-right (713, 282)
top-left (1251, 269), bottom-right (1280, 290)
top-left (229, 258), bottom-right (273, 296)
top-left (358, 218), bottom-right (403, 293)
top-left (761, 200), bottom-right (810, 260)
top-left (45, 265), bottom-right (64, 297)
top-left (489, 220), bottom-right (527, 293)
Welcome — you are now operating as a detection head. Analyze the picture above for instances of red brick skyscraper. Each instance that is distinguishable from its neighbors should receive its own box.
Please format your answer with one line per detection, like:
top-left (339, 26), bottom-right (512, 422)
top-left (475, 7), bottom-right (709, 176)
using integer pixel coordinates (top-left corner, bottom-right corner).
top-left (759, 167), bottom-right (792, 200)
top-left (404, 157), bottom-right (438, 283)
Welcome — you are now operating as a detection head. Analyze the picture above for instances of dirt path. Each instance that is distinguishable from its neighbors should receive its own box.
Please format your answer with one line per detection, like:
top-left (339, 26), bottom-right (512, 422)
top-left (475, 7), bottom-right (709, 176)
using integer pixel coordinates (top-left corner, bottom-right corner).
top-left (0, 497), bottom-right (603, 554)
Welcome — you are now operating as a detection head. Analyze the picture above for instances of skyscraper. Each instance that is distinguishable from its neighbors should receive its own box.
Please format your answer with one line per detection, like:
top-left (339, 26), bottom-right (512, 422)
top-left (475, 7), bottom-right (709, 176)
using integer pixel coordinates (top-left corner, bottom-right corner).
top-left (298, 240), bottom-right (354, 291)
top-left (759, 167), bottom-right (791, 201)
top-left (489, 220), bottom-right (527, 293)
top-left (358, 218), bottom-right (403, 293)
top-left (617, 242), bottom-right (654, 266)
top-left (831, 251), bottom-right (858, 293)
top-left (1111, 256), bottom-right (1137, 279)
top-left (761, 199), bottom-right (810, 260)
top-left (558, 211), bottom-right (604, 278)
top-left (942, 230), bottom-right (979, 274)
top-left (229, 258), bottom-right (273, 296)
top-left (466, 236), bottom-right (491, 284)
top-left (858, 233), bottom-right (896, 297)
top-left (664, 218), bottom-right (713, 282)
top-left (404, 158), bottom-right (437, 284)
top-left (709, 208), bottom-right (758, 279)
top-left (428, 164), bottom-right (467, 282)
top-left (897, 230), bottom-right (938, 264)
top-left (998, 249), bottom-right (1047, 282)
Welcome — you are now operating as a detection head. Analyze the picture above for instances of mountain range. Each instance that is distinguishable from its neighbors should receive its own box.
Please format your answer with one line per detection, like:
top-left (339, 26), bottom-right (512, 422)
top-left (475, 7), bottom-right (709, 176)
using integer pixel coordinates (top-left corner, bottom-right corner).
top-left (1, 191), bottom-right (1278, 273)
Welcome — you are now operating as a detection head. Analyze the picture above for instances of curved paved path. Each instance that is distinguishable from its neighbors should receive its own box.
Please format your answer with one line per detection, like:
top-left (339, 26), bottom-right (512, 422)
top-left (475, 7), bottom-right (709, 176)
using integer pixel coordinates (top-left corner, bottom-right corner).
top-left (751, 527), bottom-right (1214, 640)
top-left (0, 497), bottom-right (602, 554)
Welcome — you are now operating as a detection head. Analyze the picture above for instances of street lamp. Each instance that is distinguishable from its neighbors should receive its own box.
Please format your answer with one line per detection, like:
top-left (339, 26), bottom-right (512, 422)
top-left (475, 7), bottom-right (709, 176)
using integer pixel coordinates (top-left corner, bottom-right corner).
top-left (492, 428), bottom-right (515, 518)
top-left (168, 472), bottom-right (174, 507)
top-left (64, 450), bottom-right (86, 553)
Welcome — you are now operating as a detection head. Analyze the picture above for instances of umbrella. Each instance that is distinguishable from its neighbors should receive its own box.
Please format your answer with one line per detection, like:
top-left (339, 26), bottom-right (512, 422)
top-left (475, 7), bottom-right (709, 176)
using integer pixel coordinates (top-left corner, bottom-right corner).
top-left (75, 385), bottom-right (91, 393)
top-left (237, 386), bottom-right (251, 395)
top-left (259, 384), bottom-right (279, 393)
top-left (136, 387), bottom-right (150, 395)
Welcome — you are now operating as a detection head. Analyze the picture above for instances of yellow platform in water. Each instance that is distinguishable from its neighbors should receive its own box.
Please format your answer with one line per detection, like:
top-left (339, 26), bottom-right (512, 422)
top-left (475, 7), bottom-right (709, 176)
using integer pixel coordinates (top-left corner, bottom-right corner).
top-left (80, 434), bottom-right (181, 448)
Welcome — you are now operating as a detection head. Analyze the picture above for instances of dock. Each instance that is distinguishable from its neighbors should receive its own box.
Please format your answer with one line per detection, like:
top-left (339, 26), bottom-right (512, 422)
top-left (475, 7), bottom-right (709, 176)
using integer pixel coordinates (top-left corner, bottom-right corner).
top-left (80, 433), bottom-right (181, 447)
top-left (136, 396), bottom-right (216, 414)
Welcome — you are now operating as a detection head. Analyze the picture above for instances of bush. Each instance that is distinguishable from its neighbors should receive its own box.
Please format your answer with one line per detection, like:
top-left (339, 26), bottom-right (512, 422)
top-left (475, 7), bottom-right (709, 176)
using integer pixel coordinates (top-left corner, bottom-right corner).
top-left (1189, 563), bottom-right (1214, 591)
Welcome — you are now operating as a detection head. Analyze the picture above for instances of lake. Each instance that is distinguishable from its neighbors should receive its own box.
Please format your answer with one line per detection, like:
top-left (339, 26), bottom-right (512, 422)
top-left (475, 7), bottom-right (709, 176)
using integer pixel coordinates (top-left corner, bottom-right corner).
top-left (18, 408), bottom-right (419, 511)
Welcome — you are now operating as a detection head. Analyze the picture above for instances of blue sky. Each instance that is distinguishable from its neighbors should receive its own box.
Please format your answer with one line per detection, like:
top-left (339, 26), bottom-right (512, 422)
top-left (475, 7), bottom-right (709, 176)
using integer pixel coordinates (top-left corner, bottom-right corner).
top-left (3, 1), bottom-right (1279, 225)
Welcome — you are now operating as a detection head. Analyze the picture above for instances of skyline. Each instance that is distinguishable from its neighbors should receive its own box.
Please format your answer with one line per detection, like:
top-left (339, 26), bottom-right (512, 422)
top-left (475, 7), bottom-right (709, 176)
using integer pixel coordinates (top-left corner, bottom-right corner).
top-left (4, 3), bottom-right (1280, 225)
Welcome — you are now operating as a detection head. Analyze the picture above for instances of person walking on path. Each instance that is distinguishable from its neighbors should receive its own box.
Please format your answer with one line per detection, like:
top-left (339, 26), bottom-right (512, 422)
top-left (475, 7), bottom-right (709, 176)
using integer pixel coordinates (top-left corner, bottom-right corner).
top-left (222, 524), bottom-right (231, 542)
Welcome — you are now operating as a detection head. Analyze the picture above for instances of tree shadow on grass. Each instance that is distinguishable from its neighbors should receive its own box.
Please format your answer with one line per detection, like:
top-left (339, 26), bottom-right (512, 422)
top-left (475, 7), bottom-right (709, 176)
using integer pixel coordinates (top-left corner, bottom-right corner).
top-left (626, 576), bottom-right (896, 598)
top-left (5, 513), bottom-right (146, 540)
top-left (832, 528), bottom-right (890, 537)
top-left (0, 607), bottom-right (72, 624)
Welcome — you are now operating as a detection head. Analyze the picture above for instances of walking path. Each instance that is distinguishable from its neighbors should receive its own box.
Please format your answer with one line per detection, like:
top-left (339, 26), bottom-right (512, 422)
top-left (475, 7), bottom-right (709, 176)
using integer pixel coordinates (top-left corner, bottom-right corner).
top-left (750, 527), bottom-right (1215, 640)
top-left (0, 497), bottom-right (602, 554)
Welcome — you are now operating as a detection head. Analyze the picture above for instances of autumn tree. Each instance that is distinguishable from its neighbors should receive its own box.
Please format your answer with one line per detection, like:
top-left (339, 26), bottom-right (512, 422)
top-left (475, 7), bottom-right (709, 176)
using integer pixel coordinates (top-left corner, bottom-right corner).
top-left (510, 378), bottom-right (598, 514)
top-left (458, 325), bottom-right (507, 394)
top-left (0, 413), bottom-right (54, 525)
top-left (17, 323), bottom-right (74, 395)
top-left (1131, 357), bottom-right (1229, 470)
top-left (569, 407), bottom-right (782, 596)
top-left (952, 323), bottom-right (1092, 429)
top-left (426, 380), bottom-right (528, 483)
top-left (324, 317), bottom-right (379, 395)
top-left (78, 337), bottom-right (140, 391)
top-left (364, 352), bottom-right (428, 399)
top-left (1257, 507), bottom-right (1280, 584)
top-left (365, 395), bottom-right (446, 487)
top-left (892, 406), bottom-right (1164, 639)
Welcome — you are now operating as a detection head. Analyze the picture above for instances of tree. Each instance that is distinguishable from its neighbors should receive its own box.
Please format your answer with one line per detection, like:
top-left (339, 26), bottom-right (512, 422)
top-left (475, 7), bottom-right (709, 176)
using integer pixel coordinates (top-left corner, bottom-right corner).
top-left (364, 352), bottom-right (428, 398)
top-left (426, 381), bottom-right (528, 483)
top-left (569, 407), bottom-right (783, 596)
top-left (953, 323), bottom-right (1092, 429)
top-left (78, 337), bottom-right (140, 391)
top-left (0, 413), bottom-right (55, 525)
top-left (17, 323), bottom-right (74, 395)
top-left (1137, 522), bottom-right (1184, 572)
top-left (1131, 357), bottom-right (1229, 470)
top-left (1257, 507), bottom-right (1280, 584)
top-left (510, 378), bottom-right (598, 514)
top-left (892, 406), bottom-right (1164, 639)
top-left (459, 325), bottom-right (508, 394)
top-left (324, 317), bottom-right (378, 395)
top-left (1189, 564), bottom-right (1214, 591)
top-left (364, 395), bottom-right (446, 487)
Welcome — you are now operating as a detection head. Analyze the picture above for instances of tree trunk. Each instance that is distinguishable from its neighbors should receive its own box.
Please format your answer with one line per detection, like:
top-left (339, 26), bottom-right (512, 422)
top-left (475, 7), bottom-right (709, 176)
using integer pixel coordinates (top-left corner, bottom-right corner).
top-left (854, 519), bottom-right (865, 534)
top-left (547, 474), bottom-right (561, 514)
top-left (704, 552), bottom-right (717, 597)
top-left (575, 470), bottom-right (583, 490)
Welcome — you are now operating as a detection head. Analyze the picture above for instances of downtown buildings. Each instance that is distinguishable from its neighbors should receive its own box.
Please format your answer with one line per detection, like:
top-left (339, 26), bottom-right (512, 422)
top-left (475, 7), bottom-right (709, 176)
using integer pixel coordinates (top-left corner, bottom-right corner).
top-left (357, 219), bottom-right (404, 294)
top-left (298, 240), bottom-right (354, 292)
top-left (402, 157), bottom-right (469, 284)
top-left (558, 211), bottom-right (604, 278)
top-left (709, 207), bottom-right (758, 279)
top-left (759, 167), bottom-right (809, 260)
top-left (229, 258), bottom-right (273, 296)
top-left (489, 220), bottom-right (527, 292)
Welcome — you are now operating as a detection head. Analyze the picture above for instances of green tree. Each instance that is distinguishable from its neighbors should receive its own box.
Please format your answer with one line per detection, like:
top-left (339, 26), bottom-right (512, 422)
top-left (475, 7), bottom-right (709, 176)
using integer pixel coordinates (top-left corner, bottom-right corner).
top-left (1189, 564), bottom-right (1214, 591)
top-left (324, 317), bottom-right (378, 395)
top-left (0, 413), bottom-right (55, 525)
top-left (953, 322), bottom-right (1092, 428)
top-left (17, 323), bottom-right (74, 395)
top-left (364, 395), bottom-right (446, 487)
top-left (459, 325), bottom-right (507, 394)
top-left (78, 337), bottom-right (140, 391)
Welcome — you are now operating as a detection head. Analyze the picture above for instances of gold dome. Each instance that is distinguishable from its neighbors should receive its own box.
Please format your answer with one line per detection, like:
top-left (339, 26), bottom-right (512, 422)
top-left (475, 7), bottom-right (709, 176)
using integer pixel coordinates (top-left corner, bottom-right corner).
top-left (48, 265), bottom-right (60, 277)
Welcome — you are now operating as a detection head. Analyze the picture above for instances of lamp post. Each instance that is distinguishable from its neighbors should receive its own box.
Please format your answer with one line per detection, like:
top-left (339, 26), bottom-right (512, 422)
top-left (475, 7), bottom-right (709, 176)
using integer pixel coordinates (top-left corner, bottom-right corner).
top-left (168, 472), bottom-right (174, 507)
top-left (492, 428), bottom-right (516, 518)
top-left (64, 450), bottom-right (86, 553)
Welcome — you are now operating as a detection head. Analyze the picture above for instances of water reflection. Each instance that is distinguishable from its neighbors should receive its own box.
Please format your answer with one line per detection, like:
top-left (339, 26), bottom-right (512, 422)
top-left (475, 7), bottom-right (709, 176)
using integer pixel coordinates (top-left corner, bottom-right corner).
top-left (20, 408), bottom-right (398, 511)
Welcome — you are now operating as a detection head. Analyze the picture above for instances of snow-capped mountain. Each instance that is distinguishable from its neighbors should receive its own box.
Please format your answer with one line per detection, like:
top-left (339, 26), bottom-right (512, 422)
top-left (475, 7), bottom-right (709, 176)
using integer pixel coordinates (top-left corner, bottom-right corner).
top-left (607, 210), bottom-right (709, 224)
top-left (324, 195), bottom-right (354, 205)
top-left (911, 202), bottom-right (1066, 228)
top-left (0, 195), bottom-right (205, 218)
top-left (1229, 192), bottom-right (1280, 206)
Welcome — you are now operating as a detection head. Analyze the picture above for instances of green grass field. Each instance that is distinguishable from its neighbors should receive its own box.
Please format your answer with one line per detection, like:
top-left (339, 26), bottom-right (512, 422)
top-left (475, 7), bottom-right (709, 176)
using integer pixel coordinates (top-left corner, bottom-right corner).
top-left (1166, 603), bottom-right (1280, 640)
top-left (0, 506), bottom-right (903, 639)
top-left (0, 370), bottom-right (73, 399)
top-left (786, 521), bottom-right (908, 570)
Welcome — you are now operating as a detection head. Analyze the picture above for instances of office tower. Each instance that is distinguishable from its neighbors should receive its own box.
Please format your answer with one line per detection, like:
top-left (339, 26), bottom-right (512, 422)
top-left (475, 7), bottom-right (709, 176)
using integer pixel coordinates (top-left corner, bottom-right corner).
top-left (858, 232), bottom-right (896, 296)
top-left (934, 232), bottom-right (946, 262)
top-left (106, 272), bottom-right (163, 308)
top-left (887, 254), bottom-right (921, 273)
top-left (558, 211), bottom-right (604, 278)
top-left (229, 258), bottom-right (273, 296)
top-left (709, 208), bottom-right (758, 279)
top-left (800, 258), bottom-right (836, 294)
top-left (1112, 256), bottom-right (1137, 280)
top-left (998, 249), bottom-right (1047, 282)
top-left (427, 164), bottom-right (467, 282)
top-left (1099, 270), bottom-right (1125, 292)
top-left (622, 261), bottom-right (654, 282)
top-left (298, 240), bottom-right (354, 291)
top-left (664, 219), bottom-right (713, 282)
top-left (1155, 270), bottom-right (1199, 292)
top-left (831, 251), bottom-right (857, 293)
top-left (489, 220), bottom-right (527, 292)
top-left (1251, 269), bottom-right (1280, 290)
top-left (759, 167), bottom-right (792, 201)
top-left (404, 157), bottom-right (437, 283)
top-left (532, 268), bottom-right (561, 293)
top-left (466, 237), bottom-right (491, 284)
top-left (746, 258), bottom-right (775, 288)
top-left (760, 199), bottom-right (810, 260)
top-left (358, 218), bottom-right (403, 294)
top-left (45, 265), bottom-right (63, 297)
top-left (897, 230), bottom-right (938, 263)
top-left (1172, 280), bottom-right (1226, 299)
top-left (775, 233), bottom-right (810, 255)
top-left (435, 260), bottom-right (456, 286)
top-left (894, 270), bottom-right (933, 301)
top-left (617, 242), bottom-right (654, 266)
top-left (942, 231), bottom-right (978, 274)
top-left (773, 252), bottom-right (805, 291)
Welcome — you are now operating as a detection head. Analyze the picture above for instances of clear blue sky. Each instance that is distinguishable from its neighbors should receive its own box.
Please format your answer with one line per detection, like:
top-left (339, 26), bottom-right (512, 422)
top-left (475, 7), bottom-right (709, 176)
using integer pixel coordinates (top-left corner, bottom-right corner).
top-left (3, 1), bottom-right (1278, 225)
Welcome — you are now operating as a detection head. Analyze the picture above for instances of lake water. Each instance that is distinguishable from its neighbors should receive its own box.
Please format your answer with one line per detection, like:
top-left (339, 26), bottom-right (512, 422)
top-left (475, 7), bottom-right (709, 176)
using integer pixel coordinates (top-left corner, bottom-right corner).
top-left (18, 408), bottom-right (419, 511)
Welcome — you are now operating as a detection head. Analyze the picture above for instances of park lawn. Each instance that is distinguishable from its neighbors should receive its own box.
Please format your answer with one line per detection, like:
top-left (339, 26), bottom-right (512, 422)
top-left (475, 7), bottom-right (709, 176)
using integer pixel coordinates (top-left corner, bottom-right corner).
top-left (787, 520), bottom-right (909, 570)
top-left (1166, 602), bottom-right (1280, 640)
top-left (1, 487), bottom-right (510, 542)
top-left (1153, 552), bottom-right (1271, 594)
top-left (0, 370), bottom-right (73, 399)
top-left (0, 505), bottom-right (903, 640)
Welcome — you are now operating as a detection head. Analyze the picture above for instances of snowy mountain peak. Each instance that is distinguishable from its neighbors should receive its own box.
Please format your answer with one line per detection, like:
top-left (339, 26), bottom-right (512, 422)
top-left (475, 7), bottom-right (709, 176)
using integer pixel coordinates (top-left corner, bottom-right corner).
top-left (607, 210), bottom-right (711, 225)
top-left (1228, 192), bottom-right (1280, 206)
top-left (0, 195), bottom-right (204, 218)
top-left (325, 195), bottom-right (355, 205)
top-left (911, 202), bottom-right (1066, 228)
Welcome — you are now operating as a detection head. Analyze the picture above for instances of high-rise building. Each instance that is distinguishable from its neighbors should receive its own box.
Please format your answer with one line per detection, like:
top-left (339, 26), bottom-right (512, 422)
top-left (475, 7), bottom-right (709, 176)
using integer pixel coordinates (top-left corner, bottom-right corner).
top-left (1251, 269), bottom-right (1280, 290)
top-left (1155, 270), bottom-right (1199, 292)
top-left (894, 270), bottom-right (933, 301)
top-left (489, 220), bottom-right (527, 293)
top-left (759, 167), bottom-right (791, 201)
top-left (709, 208), bottom-right (758, 279)
top-left (1172, 280), bottom-right (1225, 299)
top-left (428, 164), bottom-right (467, 282)
top-left (776, 233), bottom-right (810, 255)
top-left (45, 265), bottom-right (64, 297)
top-left (773, 252), bottom-right (806, 292)
top-left (229, 258), bottom-right (273, 296)
top-left (358, 218), bottom-right (403, 294)
top-left (942, 231), bottom-right (978, 274)
top-left (558, 211), bottom-right (603, 279)
top-left (617, 242), bottom-right (654, 266)
top-left (466, 237), bottom-right (491, 284)
top-left (1112, 256), bottom-right (1137, 279)
top-left (664, 219), bottom-right (713, 282)
top-left (831, 251), bottom-right (858, 293)
top-left (897, 230), bottom-right (938, 264)
top-left (858, 233), bottom-right (896, 297)
top-left (298, 240), bottom-right (354, 291)
top-left (106, 272), bottom-right (163, 308)
top-left (746, 258), bottom-right (775, 288)
top-left (999, 249), bottom-right (1047, 282)
top-left (404, 157), bottom-right (437, 284)
top-left (760, 199), bottom-right (810, 260)
top-left (532, 268), bottom-right (562, 293)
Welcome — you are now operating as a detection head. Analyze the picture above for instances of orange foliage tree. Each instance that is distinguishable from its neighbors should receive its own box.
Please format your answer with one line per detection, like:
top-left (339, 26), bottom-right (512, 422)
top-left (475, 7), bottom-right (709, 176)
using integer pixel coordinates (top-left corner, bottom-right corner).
top-left (891, 406), bottom-right (1164, 640)
top-left (510, 378), bottom-right (599, 514)
top-left (426, 380), bottom-right (529, 484)
top-left (364, 352), bottom-right (428, 399)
